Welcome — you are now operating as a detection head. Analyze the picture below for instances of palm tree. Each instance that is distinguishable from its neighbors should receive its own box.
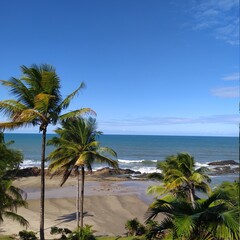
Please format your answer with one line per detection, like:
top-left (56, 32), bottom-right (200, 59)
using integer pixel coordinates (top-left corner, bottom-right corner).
top-left (47, 117), bottom-right (118, 229)
top-left (145, 192), bottom-right (240, 240)
top-left (0, 64), bottom-right (92, 240)
top-left (0, 132), bottom-right (28, 227)
top-left (0, 178), bottom-right (29, 227)
top-left (148, 153), bottom-right (211, 207)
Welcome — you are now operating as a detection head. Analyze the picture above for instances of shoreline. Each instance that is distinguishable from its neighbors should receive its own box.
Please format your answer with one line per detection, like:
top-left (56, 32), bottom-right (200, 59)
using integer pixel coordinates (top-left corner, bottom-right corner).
top-left (1, 166), bottom-right (238, 237)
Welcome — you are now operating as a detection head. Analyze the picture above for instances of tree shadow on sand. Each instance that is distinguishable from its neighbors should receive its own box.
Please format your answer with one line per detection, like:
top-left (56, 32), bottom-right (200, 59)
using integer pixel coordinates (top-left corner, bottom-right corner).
top-left (0, 228), bottom-right (7, 233)
top-left (56, 212), bottom-right (94, 223)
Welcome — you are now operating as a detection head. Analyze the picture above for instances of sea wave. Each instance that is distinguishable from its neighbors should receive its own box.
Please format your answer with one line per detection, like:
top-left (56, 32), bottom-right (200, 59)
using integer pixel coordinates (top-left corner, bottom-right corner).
top-left (118, 159), bottom-right (158, 164)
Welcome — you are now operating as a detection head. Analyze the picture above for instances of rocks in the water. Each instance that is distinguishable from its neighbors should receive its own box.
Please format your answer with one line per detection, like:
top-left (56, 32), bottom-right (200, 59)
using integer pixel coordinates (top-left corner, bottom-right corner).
top-left (93, 167), bottom-right (141, 176)
top-left (7, 167), bottom-right (142, 178)
top-left (208, 160), bottom-right (238, 166)
top-left (210, 166), bottom-right (239, 175)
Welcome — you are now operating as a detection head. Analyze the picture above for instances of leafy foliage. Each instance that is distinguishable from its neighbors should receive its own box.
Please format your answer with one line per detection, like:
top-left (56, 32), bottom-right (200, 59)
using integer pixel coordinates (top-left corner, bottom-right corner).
top-left (19, 230), bottom-right (37, 240)
top-left (147, 152), bottom-right (211, 204)
top-left (69, 225), bottom-right (96, 240)
top-left (125, 218), bottom-right (146, 237)
top-left (50, 226), bottom-right (72, 239)
top-left (0, 132), bottom-right (28, 227)
top-left (48, 117), bottom-right (118, 228)
top-left (48, 117), bottom-right (118, 185)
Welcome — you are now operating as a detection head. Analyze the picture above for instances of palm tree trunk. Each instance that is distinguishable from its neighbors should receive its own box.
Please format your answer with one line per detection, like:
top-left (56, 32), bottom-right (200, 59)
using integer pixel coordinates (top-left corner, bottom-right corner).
top-left (189, 188), bottom-right (195, 209)
top-left (80, 165), bottom-right (85, 229)
top-left (76, 168), bottom-right (80, 228)
top-left (40, 127), bottom-right (47, 240)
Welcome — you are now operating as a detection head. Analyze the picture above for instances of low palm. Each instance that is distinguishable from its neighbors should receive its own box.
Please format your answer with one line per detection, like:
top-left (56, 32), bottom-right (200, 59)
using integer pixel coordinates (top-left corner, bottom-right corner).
top-left (0, 179), bottom-right (29, 227)
top-left (145, 192), bottom-right (239, 240)
top-left (148, 153), bottom-right (211, 206)
top-left (0, 64), bottom-right (92, 239)
top-left (0, 132), bottom-right (28, 227)
top-left (48, 117), bottom-right (118, 228)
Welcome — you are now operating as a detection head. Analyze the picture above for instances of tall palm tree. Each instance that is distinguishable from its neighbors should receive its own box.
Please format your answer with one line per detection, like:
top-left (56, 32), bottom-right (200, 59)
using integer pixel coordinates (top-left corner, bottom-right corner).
top-left (47, 117), bottom-right (118, 229)
top-left (0, 64), bottom-right (92, 240)
top-left (145, 192), bottom-right (240, 240)
top-left (148, 153), bottom-right (211, 207)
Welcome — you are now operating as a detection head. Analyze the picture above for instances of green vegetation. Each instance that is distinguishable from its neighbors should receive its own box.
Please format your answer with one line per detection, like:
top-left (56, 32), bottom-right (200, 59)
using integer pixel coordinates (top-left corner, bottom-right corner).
top-left (0, 64), bottom-right (92, 240)
top-left (19, 230), bottom-right (37, 240)
top-left (125, 218), bottom-right (145, 236)
top-left (145, 152), bottom-right (240, 240)
top-left (48, 117), bottom-right (118, 229)
top-left (0, 132), bottom-right (28, 227)
top-left (147, 152), bottom-right (211, 206)
top-left (97, 237), bottom-right (144, 240)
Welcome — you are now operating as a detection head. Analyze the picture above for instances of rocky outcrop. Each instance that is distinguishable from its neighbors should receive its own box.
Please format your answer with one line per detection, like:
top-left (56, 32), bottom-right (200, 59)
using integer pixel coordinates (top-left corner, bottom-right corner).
top-left (7, 166), bottom-right (141, 178)
top-left (207, 160), bottom-right (239, 175)
top-left (93, 167), bottom-right (141, 177)
top-left (209, 166), bottom-right (239, 175)
top-left (208, 160), bottom-right (238, 166)
top-left (7, 167), bottom-right (41, 177)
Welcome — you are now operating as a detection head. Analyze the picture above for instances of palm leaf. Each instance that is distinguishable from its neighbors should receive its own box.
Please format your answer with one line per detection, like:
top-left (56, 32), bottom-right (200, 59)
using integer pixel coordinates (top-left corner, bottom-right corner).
top-left (3, 211), bottom-right (29, 227)
top-left (147, 185), bottom-right (166, 196)
top-left (57, 82), bottom-right (85, 110)
top-left (0, 122), bottom-right (24, 130)
top-left (59, 108), bottom-right (95, 120)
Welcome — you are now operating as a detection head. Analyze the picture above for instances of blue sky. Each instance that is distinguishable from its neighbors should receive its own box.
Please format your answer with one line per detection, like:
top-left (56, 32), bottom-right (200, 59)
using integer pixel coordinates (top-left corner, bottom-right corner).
top-left (0, 0), bottom-right (239, 136)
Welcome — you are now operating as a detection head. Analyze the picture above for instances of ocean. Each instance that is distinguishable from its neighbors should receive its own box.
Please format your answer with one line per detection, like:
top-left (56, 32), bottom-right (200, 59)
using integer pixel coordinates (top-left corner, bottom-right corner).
top-left (4, 133), bottom-right (239, 185)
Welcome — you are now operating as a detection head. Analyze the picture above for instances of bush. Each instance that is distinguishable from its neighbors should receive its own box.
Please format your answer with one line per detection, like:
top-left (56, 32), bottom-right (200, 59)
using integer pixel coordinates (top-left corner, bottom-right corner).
top-left (69, 225), bottom-right (96, 240)
top-left (50, 226), bottom-right (72, 239)
top-left (19, 230), bottom-right (37, 240)
top-left (125, 218), bottom-right (146, 237)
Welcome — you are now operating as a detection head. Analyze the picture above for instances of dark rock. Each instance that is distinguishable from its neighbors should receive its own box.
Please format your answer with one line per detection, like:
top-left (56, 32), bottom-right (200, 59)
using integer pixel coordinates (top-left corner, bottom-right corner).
top-left (208, 160), bottom-right (238, 166)
top-left (93, 167), bottom-right (141, 177)
top-left (209, 166), bottom-right (239, 175)
top-left (7, 167), bottom-right (41, 177)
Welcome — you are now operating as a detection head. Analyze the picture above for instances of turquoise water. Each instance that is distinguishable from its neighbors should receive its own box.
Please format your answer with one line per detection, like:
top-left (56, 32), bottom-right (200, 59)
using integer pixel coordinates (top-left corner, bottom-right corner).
top-left (4, 134), bottom-right (239, 177)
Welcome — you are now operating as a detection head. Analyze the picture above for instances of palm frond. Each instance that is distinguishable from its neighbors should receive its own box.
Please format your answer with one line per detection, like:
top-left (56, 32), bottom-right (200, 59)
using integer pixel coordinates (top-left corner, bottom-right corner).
top-left (0, 122), bottom-right (25, 130)
top-left (147, 185), bottom-right (166, 196)
top-left (3, 211), bottom-right (29, 227)
top-left (97, 147), bottom-right (118, 158)
top-left (175, 214), bottom-right (195, 238)
top-left (145, 203), bottom-right (173, 222)
top-left (58, 82), bottom-right (85, 110)
top-left (59, 108), bottom-right (95, 120)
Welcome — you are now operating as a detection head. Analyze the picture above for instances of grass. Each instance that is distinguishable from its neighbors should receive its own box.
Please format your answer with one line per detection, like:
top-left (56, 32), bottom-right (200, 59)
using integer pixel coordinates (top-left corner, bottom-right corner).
top-left (0, 236), bottom-right (13, 240)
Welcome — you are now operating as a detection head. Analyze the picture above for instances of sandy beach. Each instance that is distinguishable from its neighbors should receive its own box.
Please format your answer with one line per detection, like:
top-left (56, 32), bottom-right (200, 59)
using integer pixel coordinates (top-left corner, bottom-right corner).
top-left (0, 175), bottom-right (157, 238)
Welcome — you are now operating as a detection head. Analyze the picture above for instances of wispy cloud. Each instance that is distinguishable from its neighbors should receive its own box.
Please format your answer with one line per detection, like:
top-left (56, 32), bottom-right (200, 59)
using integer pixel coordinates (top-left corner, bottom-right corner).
top-left (211, 86), bottom-right (239, 98)
top-left (223, 72), bottom-right (240, 81)
top-left (190, 0), bottom-right (239, 45)
top-left (100, 114), bottom-right (239, 127)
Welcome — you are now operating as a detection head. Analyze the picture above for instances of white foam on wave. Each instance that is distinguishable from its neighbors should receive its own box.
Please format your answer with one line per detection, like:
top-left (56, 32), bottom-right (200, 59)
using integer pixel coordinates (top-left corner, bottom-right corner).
top-left (195, 162), bottom-right (209, 168)
top-left (118, 159), bottom-right (158, 163)
top-left (132, 167), bottom-right (161, 174)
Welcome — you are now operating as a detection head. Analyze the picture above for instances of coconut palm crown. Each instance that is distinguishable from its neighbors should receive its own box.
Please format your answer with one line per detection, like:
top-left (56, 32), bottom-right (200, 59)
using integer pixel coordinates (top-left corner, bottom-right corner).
top-left (148, 152), bottom-right (211, 206)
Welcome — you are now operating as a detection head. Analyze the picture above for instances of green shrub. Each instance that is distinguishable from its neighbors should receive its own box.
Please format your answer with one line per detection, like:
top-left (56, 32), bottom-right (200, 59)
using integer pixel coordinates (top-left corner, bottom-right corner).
top-left (18, 230), bottom-right (37, 240)
top-left (69, 225), bottom-right (96, 240)
top-left (125, 218), bottom-right (146, 237)
top-left (50, 226), bottom-right (72, 239)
